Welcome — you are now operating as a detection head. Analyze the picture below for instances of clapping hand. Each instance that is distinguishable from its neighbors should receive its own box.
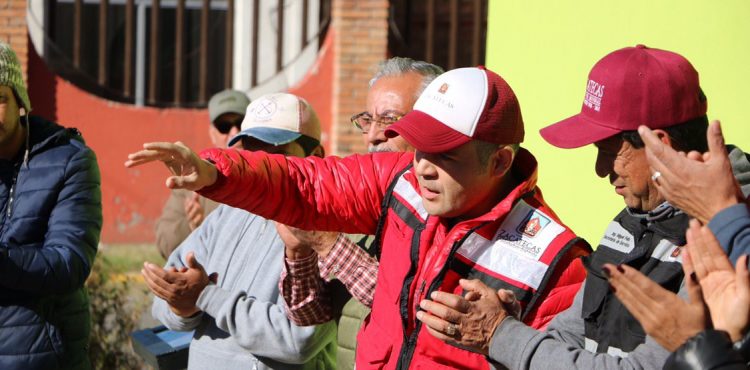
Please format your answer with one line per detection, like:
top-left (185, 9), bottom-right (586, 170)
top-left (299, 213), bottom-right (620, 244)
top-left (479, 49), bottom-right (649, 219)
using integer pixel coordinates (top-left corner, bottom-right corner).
top-left (684, 219), bottom-right (750, 342)
top-left (142, 251), bottom-right (217, 317)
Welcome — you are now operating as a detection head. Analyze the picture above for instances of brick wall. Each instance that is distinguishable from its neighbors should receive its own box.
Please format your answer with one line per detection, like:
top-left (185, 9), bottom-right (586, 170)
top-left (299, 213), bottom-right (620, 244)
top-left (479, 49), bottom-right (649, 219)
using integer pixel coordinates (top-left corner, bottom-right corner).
top-left (0, 0), bottom-right (28, 80)
top-left (331, 0), bottom-right (389, 156)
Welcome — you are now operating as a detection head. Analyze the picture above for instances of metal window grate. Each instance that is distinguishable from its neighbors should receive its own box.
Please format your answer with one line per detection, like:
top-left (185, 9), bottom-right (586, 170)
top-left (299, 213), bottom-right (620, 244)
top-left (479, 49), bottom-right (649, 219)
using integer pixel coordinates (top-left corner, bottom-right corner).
top-left (388, 0), bottom-right (488, 70)
top-left (38, 0), bottom-right (330, 108)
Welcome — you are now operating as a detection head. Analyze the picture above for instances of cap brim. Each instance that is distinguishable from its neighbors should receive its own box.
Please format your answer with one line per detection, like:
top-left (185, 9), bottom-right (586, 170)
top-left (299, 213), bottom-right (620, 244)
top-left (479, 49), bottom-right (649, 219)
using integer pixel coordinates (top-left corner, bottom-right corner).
top-left (384, 110), bottom-right (471, 153)
top-left (540, 114), bottom-right (624, 149)
top-left (228, 127), bottom-right (302, 147)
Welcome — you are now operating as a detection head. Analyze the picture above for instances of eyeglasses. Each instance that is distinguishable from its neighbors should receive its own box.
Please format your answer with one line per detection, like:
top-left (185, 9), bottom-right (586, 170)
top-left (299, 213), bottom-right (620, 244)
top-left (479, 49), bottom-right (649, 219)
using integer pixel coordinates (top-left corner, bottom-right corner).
top-left (213, 116), bottom-right (243, 134)
top-left (350, 111), bottom-right (403, 133)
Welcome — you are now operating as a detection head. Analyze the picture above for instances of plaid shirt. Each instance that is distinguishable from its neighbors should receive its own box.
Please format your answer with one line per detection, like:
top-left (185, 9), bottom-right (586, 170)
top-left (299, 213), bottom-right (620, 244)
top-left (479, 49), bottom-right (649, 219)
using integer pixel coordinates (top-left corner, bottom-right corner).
top-left (280, 233), bottom-right (378, 325)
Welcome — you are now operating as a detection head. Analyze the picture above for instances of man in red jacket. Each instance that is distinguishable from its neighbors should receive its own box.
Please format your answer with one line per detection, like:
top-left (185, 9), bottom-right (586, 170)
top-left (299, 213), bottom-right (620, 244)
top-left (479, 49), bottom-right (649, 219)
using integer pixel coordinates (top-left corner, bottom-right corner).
top-left (126, 66), bottom-right (590, 369)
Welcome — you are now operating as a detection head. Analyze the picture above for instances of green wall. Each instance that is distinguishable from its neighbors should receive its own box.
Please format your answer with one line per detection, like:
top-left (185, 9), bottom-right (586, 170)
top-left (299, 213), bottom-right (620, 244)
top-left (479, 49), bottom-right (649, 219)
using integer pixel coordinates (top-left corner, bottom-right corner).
top-left (485, 1), bottom-right (750, 244)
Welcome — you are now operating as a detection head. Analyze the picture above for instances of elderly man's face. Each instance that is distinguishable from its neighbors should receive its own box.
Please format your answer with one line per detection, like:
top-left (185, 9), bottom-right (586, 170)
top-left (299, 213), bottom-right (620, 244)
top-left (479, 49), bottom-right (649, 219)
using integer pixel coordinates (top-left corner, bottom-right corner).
top-left (0, 86), bottom-right (22, 157)
top-left (595, 135), bottom-right (663, 211)
top-left (364, 72), bottom-right (424, 153)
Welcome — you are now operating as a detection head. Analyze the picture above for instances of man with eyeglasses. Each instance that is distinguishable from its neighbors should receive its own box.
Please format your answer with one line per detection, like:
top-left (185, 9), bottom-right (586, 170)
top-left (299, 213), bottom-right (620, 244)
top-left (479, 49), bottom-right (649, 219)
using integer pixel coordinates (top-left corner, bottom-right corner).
top-left (154, 89), bottom-right (250, 258)
top-left (277, 57), bottom-right (443, 369)
top-left (351, 58), bottom-right (444, 153)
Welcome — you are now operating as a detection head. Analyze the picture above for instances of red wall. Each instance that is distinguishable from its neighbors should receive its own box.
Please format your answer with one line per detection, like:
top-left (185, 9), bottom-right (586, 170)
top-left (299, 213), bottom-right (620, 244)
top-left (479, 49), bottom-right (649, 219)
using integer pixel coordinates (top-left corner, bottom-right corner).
top-left (27, 33), bottom-right (335, 243)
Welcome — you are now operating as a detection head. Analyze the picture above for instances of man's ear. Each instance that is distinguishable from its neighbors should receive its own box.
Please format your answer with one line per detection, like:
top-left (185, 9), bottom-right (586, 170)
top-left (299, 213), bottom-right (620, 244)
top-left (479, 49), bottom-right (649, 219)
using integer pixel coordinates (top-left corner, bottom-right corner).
top-left (652, 129), bottom-right (672, 147)
top-left (491, 146), bottom-right (515, 178)
top-left (310, 145), bottom-right (325, 159)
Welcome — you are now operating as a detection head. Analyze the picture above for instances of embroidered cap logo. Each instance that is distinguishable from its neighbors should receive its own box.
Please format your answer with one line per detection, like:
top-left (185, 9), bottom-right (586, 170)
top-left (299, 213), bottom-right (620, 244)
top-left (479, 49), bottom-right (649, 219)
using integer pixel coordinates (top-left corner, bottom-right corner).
top-left (583, 79), bottom-right (605, 112)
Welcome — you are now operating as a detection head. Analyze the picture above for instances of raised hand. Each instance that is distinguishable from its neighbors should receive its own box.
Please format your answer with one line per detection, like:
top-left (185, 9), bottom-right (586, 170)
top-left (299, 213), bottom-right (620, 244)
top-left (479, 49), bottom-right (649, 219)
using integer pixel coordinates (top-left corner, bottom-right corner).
top-left (685, 219), bottom-right (750, 341)
top-left (638, 121), bottom-right (743, 223)
top-left (185, 192), bottom-right (206, 230)
top-left (125, 141), bottom-right (218, 191)
top-left (605, 261), bottom-right (708, 351)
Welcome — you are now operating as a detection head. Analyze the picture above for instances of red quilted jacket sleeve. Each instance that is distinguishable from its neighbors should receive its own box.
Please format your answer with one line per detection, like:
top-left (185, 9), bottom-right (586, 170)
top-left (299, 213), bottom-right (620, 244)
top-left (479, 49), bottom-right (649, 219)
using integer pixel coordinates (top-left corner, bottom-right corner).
top-left (523, 239), bottom-right (590, 330)
top-left (197, 149), bottom-right (414, 235)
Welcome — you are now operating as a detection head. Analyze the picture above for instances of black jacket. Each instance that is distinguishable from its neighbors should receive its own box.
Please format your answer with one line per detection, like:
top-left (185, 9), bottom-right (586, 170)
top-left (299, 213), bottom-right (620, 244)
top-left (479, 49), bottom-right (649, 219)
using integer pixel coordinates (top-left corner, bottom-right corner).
top-left (664, 330), bottom-right (749, 370)
top-left (0, 116), bottom-right (102, 369)
top-left (582, 204), bottom-right (687, 355)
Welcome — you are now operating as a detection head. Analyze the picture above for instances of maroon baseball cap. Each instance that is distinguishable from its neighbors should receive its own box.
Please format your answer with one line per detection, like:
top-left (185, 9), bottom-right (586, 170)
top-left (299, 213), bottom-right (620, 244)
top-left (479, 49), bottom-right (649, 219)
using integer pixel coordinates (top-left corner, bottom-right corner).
top-left (384, 66), bottom-right (524, 153)
top-left (540, 45), bottom-right (707, 149)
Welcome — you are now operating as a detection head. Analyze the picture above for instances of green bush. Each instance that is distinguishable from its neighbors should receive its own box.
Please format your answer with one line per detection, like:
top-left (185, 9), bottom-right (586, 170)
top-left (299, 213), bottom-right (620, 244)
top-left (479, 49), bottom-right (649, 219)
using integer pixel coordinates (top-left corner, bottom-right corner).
top-left (87, 255), bottom-right (148, 369)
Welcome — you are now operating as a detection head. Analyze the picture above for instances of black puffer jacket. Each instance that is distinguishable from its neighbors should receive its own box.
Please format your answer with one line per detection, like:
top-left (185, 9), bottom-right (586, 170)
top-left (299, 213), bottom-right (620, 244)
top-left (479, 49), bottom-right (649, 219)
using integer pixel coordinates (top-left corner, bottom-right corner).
top-left (0, 116), bottom-right (102, 369)
top-left (664, 330), bottom-right (749, 370)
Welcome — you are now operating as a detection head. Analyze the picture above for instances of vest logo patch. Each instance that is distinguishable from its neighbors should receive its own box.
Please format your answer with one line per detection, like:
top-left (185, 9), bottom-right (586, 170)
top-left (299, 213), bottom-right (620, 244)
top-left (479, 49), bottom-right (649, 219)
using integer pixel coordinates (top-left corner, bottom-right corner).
top-left (652, 239), bottom-right (684, 264)
top-left (517, 210), bottom-right (551, 238)
top-left (455, 201), bottom-right (566, 290)
top-left (491, 200), bottom-right (565, 261)
top-left (599, 222), bottom-right (635, 254)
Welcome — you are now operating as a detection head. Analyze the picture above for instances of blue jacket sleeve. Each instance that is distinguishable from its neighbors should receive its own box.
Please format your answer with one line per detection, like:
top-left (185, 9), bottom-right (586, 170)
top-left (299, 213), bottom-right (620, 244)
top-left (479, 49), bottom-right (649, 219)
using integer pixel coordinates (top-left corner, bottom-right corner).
top-left (707, 203), bottom-right (750, 264)
top-left (0, 144), bottom-right (102, 294)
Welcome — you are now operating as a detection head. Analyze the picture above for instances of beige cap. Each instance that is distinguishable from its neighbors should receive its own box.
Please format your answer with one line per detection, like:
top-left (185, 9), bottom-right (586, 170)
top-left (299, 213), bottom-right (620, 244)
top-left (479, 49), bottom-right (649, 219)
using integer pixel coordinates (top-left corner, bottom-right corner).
top-left (228, 93), bottom-right (321, 147)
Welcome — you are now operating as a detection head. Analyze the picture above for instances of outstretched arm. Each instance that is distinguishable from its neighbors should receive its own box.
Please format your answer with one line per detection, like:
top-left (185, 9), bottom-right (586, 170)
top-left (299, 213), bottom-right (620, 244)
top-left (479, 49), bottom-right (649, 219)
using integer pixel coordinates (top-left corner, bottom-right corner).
top-left (197, 149), bottom-right (410, 234)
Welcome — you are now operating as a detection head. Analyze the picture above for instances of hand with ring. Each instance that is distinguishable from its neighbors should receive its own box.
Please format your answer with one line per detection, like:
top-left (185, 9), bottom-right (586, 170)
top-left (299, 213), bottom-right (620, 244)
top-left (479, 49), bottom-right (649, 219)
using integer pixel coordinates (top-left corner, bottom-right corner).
top-left (638, 121), bottom-right (744, 224)
top-left (445, 322), bottom-right (459, 336)
top-left (416, 279), bottom-right (516, 355)
top-left (650, 171), bottom-right (661, 183)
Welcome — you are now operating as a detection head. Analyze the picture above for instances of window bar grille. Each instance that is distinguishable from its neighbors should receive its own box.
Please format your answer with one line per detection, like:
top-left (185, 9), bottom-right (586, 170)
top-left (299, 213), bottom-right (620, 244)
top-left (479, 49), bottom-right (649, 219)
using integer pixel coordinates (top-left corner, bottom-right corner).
top-left (448, 0), bottom-right (457, 70)
top-left (73, 0), bottom-right (82, 67)
top-left (98, 0), bottom-right (109, 85)
top-left (276, 0), bottom-right (284, 73)
top-left (425, 0), bottom-right (434, 63)
top-left (224, 0), bottom-right (233, 89)
top-left (198, 0), bottom-right (209, 103)
top-left (174, 0), bottom-right (185, 104)
top-left (135, 1), bottom-right (146, 106)
top-left (124, 0), bottom-right (134, 97)
top-left (251, 0), bottom-right (259, 87)
top-left (148, 0), bottom-right (160, 104)
top-left (301, 0), bottom-right (308, 50)
top-left (472, 0), bottom-right (482, 66)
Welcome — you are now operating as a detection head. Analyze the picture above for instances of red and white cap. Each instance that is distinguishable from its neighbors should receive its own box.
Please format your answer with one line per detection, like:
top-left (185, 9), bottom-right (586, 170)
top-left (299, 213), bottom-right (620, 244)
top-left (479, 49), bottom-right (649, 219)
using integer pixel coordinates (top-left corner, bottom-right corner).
top-left (384, 66), bottom-right (524, 153)
top-left (540, 44), bottom-right (707, 148)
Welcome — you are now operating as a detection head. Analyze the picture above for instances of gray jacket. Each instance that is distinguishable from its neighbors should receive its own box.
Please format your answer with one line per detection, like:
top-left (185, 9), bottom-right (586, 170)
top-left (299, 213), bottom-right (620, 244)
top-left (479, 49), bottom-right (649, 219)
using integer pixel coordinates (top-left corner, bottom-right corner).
top-left (489, 280), bottom-right (680, 369)
top-left (152, 205), bottom-right (336, 370)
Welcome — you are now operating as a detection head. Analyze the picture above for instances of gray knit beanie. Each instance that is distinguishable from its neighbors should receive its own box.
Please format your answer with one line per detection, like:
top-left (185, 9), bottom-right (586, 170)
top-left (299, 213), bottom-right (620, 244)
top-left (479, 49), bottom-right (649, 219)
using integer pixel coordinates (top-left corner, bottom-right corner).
top-left (0, 42), bottom-right (31, 112)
